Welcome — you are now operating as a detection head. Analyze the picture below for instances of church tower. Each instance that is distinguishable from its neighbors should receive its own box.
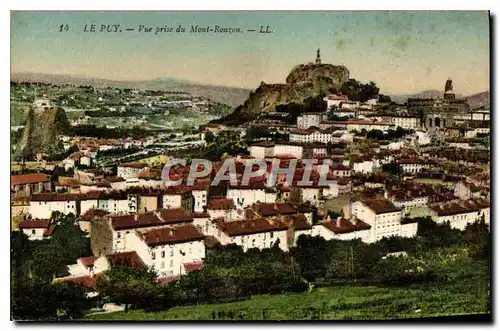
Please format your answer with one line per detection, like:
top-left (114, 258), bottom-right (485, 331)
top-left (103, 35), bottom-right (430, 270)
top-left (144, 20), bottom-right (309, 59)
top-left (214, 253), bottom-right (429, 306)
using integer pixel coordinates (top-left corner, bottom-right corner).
top-left (315, 48), bottom-right (321, 65)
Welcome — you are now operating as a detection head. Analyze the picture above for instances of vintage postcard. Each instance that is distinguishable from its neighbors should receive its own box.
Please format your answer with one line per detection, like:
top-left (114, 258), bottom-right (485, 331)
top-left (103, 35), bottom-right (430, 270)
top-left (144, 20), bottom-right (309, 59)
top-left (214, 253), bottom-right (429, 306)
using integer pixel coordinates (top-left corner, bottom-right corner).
top-left (10, 11), bottom-right (491, 321)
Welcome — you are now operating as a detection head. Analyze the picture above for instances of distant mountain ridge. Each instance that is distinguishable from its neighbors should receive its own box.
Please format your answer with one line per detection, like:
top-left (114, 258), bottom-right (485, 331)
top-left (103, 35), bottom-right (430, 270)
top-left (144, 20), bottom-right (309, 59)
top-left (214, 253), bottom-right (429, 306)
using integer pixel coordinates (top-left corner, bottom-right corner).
top-left (11, 72), bottom-right (251, 107)
top-left (391, 90), bottom-right (490, 109)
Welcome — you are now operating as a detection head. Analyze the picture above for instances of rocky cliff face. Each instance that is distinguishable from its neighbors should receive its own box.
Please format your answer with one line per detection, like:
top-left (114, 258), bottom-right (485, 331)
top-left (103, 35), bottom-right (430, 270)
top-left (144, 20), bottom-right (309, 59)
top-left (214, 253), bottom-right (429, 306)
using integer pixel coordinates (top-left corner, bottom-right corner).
top-left (15, 106), bottom-right (71, 159)
top-left (221, 63), bottom-right (350, 125)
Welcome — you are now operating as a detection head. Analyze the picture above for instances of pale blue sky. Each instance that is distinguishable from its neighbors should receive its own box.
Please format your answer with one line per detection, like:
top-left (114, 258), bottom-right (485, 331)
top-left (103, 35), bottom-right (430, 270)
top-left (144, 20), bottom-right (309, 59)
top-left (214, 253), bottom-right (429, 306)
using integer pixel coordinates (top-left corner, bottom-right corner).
top-left (11, 11), bottom-right (490, 94)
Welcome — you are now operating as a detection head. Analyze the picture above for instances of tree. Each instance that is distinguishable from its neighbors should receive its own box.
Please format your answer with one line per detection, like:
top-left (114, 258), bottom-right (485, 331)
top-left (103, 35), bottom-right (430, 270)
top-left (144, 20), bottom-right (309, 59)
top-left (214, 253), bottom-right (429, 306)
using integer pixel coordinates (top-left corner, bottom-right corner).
top-left (50, 212), bottom-right (91, 263)
top-left (245, 126), bottom-right (271, 142)
top-left (204, 131), bottom-right (215, 143)
top-left (382, 162), bottom-right (403, 177)
top-left (97, 263), bottom-right (159, 312)
top-left (291, 235), bottom-right (330, 282)
top-left (378, 94), bottom-right (392, 103)
top-left (31, 242), bottom-right (67, 283)
top-left (339, 79), bottom-right (380, 102)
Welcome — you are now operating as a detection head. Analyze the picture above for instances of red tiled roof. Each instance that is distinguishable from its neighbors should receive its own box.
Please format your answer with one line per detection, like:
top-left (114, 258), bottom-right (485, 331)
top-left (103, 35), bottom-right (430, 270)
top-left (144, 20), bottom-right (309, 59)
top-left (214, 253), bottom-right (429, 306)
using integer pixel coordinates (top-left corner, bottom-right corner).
top-left (104, 176), bottom-right (126, 183)
top-left (156, 208), bottom-right (194, 223)
top-left (11, 173), bottom-right (51, 186)
top-left (361, 198), bottom-right (402, 214)
top-left (283, 214), bottom-right (312, 231)
top-left (250, 141), bottom-right (275, 147)
top-left (254, 203), bottom-right (297, 217)
top-left (31, 193), bottom-right (82, 202)
top-left (208, 198), bottom-right (235, 210)
top-left (138, 224), bottom-right (204, 247)
top-left (80, 208), bottom-right (109, 221)
top-left (217, 218), bottom-right (288, 237)
top-left (110, 208), bottom-right (193, 231)
top-left (43, 224), bottom-right (57, 237)
top-left (55, 273), bottom-right (105, 290)
top-left (321, 218), bottom-right (371, 234)
top-left (106, 251), bottom-right (146, 268)
top-left (184, 261), bottom-right (204, 272)
top-left (18, 219), bottom-right (50, 229)
top-left (164, 185), bottom-right (192, 195)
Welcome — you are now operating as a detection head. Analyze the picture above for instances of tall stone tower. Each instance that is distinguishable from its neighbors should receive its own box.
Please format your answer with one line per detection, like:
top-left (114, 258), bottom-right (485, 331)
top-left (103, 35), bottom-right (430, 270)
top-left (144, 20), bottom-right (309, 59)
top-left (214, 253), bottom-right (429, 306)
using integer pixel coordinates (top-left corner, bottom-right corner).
top-left (315, 48), bottom-right (321, 65)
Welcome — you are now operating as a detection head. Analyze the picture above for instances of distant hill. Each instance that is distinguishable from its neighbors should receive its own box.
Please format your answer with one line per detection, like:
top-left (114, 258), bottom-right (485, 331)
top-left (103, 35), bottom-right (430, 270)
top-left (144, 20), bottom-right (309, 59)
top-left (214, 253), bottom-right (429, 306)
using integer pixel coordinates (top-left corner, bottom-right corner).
top-left (466, 91), bottom-right (490, 110)
top-left (11, 72), bottom-right (251, 107)
top-left (390, 90), bottom-right (464, 104)
top-left (391, 90), bottom-right (489, 110)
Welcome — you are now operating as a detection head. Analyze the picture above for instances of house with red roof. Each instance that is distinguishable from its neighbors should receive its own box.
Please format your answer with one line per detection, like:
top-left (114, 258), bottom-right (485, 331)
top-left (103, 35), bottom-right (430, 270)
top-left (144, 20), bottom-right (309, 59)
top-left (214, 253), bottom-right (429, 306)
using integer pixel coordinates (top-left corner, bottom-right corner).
top-left (90, 208), bottom-right (195, 257)
top-left (312, 215), bottom-right (371, 242)
top-left (343, 198), bottom-right (406, 242)
top-left (125, 223), bottom-right (205, 277)
top-left (18, 218), bottom-right (56, 240)
top-left (11, 173), bottom-right (52, 196)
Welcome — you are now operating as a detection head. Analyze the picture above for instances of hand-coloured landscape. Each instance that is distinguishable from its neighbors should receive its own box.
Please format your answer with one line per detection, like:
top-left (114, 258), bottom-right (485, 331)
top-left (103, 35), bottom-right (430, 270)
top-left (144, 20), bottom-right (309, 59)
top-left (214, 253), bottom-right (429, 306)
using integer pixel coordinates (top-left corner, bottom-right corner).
top-left (11, 11), bottom-right (490, 321)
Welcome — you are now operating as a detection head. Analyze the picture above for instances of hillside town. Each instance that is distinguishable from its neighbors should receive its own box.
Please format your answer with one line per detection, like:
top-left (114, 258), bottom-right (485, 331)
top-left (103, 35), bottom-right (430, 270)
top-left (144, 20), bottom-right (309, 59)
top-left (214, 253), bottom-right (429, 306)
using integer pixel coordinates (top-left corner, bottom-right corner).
top-left (11, 53), bottom-right (491, 320)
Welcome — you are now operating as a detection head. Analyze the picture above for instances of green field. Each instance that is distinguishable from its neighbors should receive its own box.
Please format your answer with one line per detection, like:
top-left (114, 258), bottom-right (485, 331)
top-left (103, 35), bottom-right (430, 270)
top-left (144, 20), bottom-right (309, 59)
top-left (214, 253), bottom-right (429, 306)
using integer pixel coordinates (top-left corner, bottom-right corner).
top-left (86, 261), bottom-right (489, 321)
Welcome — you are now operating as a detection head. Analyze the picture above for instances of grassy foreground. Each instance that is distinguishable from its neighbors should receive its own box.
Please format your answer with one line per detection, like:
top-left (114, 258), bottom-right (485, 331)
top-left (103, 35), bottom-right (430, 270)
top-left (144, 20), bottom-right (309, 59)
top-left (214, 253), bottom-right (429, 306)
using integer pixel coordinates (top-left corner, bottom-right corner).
top-left (86, 262), bottom-right (489, 321)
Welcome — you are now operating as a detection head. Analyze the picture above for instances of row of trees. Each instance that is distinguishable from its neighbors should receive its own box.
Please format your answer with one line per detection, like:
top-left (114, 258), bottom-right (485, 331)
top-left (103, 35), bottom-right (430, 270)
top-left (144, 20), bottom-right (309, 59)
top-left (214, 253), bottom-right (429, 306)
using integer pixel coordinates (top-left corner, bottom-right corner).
top-left (12, 216), bottom-right (489, 320)
top-left (352, 127), bottom-right (415, 141)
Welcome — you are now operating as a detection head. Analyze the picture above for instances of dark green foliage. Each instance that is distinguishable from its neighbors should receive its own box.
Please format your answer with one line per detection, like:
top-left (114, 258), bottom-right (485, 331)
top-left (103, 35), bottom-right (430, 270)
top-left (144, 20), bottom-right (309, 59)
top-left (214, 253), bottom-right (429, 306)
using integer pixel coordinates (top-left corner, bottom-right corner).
top-left (72, 124), bottom-right (154, 139)
top-left (339, 79), bottom-right (379, 102)
top-left (245, 126), bottom-right (272, 142)
top-left (204, 131), bottom-right (215, 143)
top-left (12, 279), bottom-right (88, 320)
top-left (97, 263), bottom-right (159, 312)
top-left (382, 161), bottom-right (403, 177)
top-left (365, 127), bottom-right (415, 141)
top-left (202, 130), bottom-right (248, 161)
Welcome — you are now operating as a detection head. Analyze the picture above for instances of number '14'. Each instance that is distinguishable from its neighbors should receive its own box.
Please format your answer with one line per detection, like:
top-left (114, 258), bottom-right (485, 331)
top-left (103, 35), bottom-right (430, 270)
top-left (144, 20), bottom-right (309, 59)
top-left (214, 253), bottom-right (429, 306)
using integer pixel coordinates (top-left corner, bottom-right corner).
top-left (58, 24), bottom-right (69, 32)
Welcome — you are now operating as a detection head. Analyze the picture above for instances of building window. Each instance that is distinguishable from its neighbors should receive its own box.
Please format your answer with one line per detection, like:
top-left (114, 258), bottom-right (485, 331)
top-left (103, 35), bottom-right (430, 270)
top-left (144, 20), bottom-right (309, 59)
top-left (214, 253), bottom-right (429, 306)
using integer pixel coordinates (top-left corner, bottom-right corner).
top-left (161, 251), bottom-right (165, 258)
top-left (117, 232), bottom-right (121, 239)
top-left (170, 250), bottom-right (174, 257)
top-left (152, 252), bottom-right (156, 260)
top-left (160, 261), bottom-right (165, 269)
top-left (31, 229), bottom-right (36, 235)
top-left (170, 260), bottom-right (173, 267)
